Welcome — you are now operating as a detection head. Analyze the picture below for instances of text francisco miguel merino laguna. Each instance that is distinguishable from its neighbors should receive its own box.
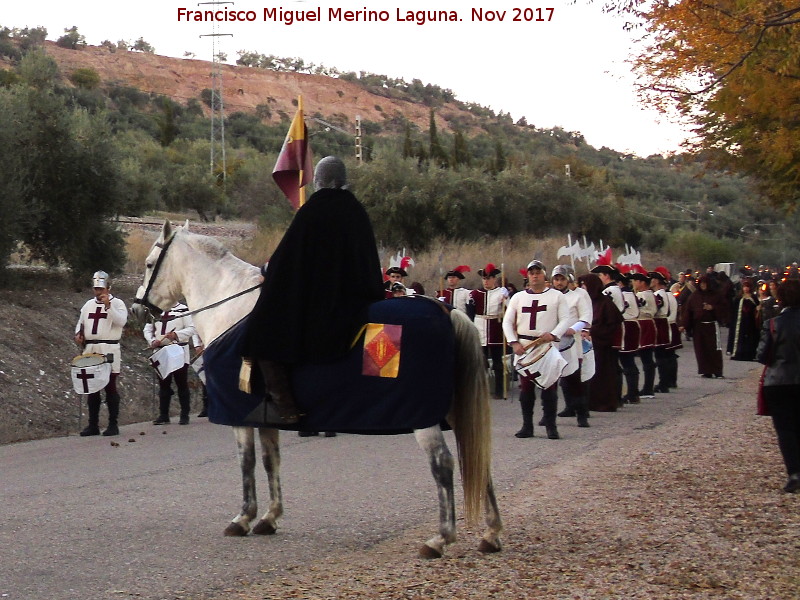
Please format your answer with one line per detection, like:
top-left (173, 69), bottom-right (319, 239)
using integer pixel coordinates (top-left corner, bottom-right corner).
top-left (177, 6), bottom-right (555, 26)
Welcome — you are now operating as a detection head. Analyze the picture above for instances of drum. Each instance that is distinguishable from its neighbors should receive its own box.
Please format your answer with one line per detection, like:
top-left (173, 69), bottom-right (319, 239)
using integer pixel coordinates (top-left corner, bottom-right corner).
top-left (190, 353), bottom-right (206, 384)
top-left (580, 340), bottom-right (596, 382)
top-left (557, 334), bottom-right (575, 352)
top-left (71, 353), bottom-right (112, 395)
top-left (149, 344), bottom-right (186, 380)
top-left (514, 341), bottom-right (567, 390)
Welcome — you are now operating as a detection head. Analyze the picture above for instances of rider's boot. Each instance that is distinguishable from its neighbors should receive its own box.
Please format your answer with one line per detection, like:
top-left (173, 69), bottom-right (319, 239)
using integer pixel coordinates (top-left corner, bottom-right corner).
top-left (258, 359), bottom-right (301, 425)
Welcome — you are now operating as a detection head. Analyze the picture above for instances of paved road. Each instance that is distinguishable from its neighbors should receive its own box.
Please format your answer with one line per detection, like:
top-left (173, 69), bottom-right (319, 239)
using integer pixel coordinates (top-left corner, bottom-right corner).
top-left (0, 346), bottom-right (759, 600)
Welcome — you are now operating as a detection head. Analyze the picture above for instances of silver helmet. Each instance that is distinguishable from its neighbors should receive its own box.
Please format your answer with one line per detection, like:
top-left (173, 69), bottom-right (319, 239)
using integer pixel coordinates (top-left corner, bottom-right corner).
top-left (92, 270), bottom-right (110, 288)
top-left (313, 156), bottom-right (348, 190)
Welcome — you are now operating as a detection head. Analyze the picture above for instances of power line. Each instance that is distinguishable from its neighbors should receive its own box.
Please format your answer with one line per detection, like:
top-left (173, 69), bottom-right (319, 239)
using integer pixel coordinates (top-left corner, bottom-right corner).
top-left (199, 1), bottom-right (233, 182)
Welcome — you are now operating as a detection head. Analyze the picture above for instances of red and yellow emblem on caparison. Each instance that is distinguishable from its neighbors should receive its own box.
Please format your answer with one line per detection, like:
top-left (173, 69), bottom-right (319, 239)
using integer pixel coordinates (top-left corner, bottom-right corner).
top-left (362, 323), bottom-right (402, 378)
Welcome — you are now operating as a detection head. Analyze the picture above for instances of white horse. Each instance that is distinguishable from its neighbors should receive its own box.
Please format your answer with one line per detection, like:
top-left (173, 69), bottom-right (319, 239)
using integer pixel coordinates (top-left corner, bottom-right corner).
top-left (132, 221), bottom-right (502, 558)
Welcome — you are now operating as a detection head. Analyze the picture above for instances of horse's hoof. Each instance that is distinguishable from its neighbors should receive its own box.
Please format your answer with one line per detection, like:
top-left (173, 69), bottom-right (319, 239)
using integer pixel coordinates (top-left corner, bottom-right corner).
top-left (477, 539), bottom-right (502, 554)
top-left (418, 544), bottom-right (443, 559)
top-left (252, 520), bottom-right (277, 535)
top-left (223, 522), bottom-right (248, 537)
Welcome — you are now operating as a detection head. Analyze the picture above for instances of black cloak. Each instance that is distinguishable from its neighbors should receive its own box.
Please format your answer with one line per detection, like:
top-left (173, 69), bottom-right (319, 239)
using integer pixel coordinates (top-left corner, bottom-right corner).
top-left (240, 187), bottom-right (385, 364)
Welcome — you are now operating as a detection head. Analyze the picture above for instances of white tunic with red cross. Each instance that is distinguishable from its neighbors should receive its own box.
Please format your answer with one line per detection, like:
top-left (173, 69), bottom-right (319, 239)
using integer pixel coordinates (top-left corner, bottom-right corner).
top-left (143, 303), bottom-right (196, 365)
top-left (502, 287), bottom-right (571, 348)
top-left (75, 295), bottom-right (128, 373)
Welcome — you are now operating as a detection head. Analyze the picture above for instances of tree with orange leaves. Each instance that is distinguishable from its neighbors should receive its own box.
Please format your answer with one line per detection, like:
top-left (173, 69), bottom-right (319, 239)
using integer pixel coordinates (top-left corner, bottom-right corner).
top-left (612, 0), bottom-right (800, 209)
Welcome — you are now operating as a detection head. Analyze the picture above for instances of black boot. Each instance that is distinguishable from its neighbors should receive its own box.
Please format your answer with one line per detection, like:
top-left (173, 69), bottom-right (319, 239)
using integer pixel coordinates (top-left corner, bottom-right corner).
top-left (515, 391), bottom-right (535, 438)
top-left (641, 368), bottom-right (656, 398)
top-left (668, 354), bottom-right (679, 388)
top-left (178, 387), bottom-right (191, 425)
top-left (258, 359), bottom-right (301, 424)
top-left (575, 395), bottom-right (590, 427)
top-left (542, 389), bottom-right (559, 439)
top-left (80, 394), bottom-right (102, 436)
top-left (103, 392), bottom-right (120, 436)
top-left (558, 391), bottom-right (577, 418)
top-left (153, 389), bottom-right (172, 425)
top-left (623, 367), bottom-right (640, 404)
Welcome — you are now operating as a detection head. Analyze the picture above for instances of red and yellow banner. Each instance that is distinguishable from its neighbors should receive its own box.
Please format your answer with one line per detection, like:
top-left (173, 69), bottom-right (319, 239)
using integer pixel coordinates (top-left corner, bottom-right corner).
top-left (362, 323), bottom-right (402, 378)
top-left (273, 96), bottom-right (313, 210)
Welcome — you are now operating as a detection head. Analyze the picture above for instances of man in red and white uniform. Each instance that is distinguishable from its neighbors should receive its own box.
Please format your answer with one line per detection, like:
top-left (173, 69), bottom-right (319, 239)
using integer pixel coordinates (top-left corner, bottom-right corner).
top-left (74, 270), bottom-right (128, 437)
top-left (145, 301), bottom-right (196, 425)
top-left (437, 265), bottom-right (471, 312)
top-left (503, 260), bottom-right (571, 439)
top-left (650, 268), bottom-right (681, 392)
top-left (630, 270), bottom-right (657, 399)
top-left (469, 263), bottom-right (508, 399)
top-left (551, 265), bottom-right (593, 427)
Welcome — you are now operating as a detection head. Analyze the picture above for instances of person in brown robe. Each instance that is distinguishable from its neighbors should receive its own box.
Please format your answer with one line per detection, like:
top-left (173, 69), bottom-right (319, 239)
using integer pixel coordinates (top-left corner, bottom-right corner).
top-left (680, 275), bottom-right (730, 378)
top-left (578, 274), bottom-right (624, 412)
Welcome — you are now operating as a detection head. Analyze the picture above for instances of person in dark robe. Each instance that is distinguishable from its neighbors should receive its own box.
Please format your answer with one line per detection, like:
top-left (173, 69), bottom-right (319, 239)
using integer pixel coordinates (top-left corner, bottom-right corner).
top-left (578, 273), bottom-right (624, 412)
top-left (680, 275), bottom-right (729, 378)
top-left (240, 156), bottom-right (385, 423)
top-left (727, 278), bottom-right (759, 360)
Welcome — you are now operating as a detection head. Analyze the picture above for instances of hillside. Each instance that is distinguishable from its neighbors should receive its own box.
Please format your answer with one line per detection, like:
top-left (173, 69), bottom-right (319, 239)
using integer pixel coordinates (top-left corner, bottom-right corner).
top-left (39, 41), bottom-right (480, 133)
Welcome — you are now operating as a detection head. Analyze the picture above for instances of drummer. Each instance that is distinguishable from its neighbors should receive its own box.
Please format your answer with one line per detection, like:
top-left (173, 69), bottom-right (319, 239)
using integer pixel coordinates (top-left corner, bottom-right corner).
top-left (74, 270), bottom-right (128, 437)
top-left (144, 301), bottom-right (196, 425)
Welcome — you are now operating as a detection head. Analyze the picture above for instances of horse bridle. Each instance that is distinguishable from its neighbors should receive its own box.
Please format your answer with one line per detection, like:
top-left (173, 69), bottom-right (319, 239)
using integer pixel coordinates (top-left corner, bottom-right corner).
top-left (132, 233), bottom-right (262, 321)
top-left (132, 235), bottom-right (175, 316)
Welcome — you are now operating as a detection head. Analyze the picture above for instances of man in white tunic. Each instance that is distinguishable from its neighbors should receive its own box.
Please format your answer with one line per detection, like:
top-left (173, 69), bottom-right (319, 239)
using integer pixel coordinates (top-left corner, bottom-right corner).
top-left (503, 260), bottom-right (571, 439)
top-left (144, 302), bottom-right (197, 425)
top-left (74, 270), bottom-right (128, 436)
top-left (551, 265), bottom-right (593, 427)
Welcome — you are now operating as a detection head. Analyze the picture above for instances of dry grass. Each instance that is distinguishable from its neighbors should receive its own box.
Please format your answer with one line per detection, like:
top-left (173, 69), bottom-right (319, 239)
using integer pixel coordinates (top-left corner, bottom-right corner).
top-left (229, 226), bottom-right (674, 296)
top-left (124, 227), bottom-right (159, 275)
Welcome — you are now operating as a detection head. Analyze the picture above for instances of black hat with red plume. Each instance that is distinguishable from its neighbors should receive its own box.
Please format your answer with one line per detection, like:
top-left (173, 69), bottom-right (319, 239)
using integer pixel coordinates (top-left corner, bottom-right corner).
top-left (445, 265), bottom-right (471, 280)
top-left (477, 263), bottom-right (501, 277)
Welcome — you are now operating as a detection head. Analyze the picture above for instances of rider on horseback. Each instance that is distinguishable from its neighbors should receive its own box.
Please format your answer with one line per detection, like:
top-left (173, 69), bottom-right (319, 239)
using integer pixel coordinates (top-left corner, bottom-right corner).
top-left (240, 157), bottom-right (385, 424)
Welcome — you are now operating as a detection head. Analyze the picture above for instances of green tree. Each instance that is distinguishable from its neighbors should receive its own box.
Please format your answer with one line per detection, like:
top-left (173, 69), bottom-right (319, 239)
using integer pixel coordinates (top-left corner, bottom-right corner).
top-left (69, 67), bottom-right (100, 89)
top-left (428, 109), bottom-right (449, 168)
top-left (612, 0), bottom-right (800, 209)
top-left (452, 130), bottom-right (471, 168)
top-left (56, 26), bottom-right (86, 50)
top-left (1, 52), bottom-right (126, 282)
top-left (132, 37), bottom-right (155, 53)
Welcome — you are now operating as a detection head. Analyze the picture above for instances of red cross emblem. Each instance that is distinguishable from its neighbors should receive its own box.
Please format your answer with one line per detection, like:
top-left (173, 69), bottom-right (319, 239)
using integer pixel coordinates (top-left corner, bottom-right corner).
top-left (87, 306), bottom-right (107, 335)
top-left (76, 368), bottom-right (95, 393)
top-left (522, 300), bottom-right (547, 329)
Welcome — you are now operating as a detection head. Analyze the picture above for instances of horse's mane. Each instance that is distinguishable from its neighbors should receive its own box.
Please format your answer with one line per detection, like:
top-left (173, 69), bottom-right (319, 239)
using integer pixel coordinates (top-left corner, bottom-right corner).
top-left (180, 229), bottom-right (232, 262)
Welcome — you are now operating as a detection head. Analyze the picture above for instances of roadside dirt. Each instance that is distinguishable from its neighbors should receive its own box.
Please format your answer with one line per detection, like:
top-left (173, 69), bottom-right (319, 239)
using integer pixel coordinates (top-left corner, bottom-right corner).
top-left (219, 368), bottom-right (800, 600)
top-left (0, 270), bottom-right (184, 444)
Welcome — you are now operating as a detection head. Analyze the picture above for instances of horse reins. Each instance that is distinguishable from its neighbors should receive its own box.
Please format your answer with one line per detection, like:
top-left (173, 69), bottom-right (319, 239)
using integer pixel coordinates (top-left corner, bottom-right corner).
top-left (132, 234), bottom-right (262, 321)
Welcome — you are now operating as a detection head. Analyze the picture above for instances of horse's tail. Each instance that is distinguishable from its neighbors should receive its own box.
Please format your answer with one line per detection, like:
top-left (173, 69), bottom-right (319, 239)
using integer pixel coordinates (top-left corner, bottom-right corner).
top-left (448, 308), bottom-right (492, 525)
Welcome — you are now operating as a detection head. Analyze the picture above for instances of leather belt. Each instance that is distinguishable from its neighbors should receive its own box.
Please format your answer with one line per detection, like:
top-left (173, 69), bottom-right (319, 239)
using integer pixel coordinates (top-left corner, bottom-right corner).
top-left (85, 339), bottom-right (120, 344)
